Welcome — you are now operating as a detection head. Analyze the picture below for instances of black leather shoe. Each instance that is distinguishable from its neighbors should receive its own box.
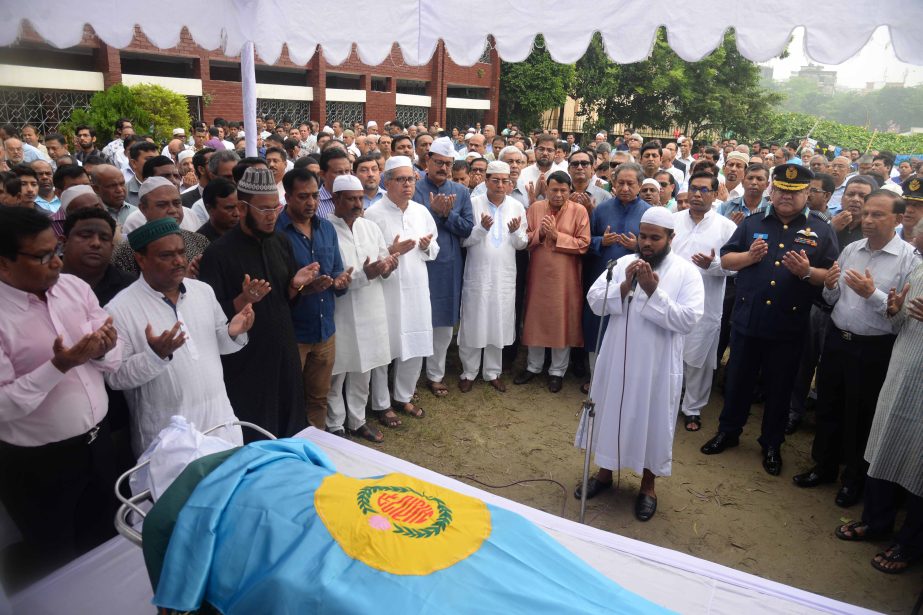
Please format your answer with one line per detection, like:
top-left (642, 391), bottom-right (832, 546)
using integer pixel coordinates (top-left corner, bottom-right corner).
top-left (784, 416), bottom-right (801, 435)
top-left (792, 466), bottom-right (838, 488)
top-left (574, 476), bottom-right (613, 500)
top-left (700, 432), bottom-right (740, 455)
top-left (513, 370), bottom-right (537, 385)
top-left (835, 483), bottom-right (863, 508)
top-left (635, 493), bottom-right (657, 521)
top-left (762, 446), bottom-right (783, 476)
top-left (548, 376), bottom-right (563, 393)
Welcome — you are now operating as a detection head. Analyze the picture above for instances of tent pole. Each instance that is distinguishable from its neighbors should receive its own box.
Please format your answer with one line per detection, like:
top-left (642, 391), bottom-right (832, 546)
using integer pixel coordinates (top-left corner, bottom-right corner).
top-left (242, 40), bottom-right (258, 157)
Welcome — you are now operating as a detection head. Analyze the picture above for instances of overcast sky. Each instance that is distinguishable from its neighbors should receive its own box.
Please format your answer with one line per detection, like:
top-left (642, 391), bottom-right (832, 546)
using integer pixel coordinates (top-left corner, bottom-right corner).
top-left (763, 27), bottom-right (923, 89)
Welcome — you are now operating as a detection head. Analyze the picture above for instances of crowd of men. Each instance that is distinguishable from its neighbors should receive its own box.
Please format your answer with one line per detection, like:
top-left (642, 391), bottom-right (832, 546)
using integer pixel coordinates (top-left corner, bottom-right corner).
top-left (1, 115), bottom-right (922, 590)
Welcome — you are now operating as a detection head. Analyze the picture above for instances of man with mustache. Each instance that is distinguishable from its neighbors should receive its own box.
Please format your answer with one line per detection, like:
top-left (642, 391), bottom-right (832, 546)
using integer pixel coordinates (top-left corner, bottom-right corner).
top-left (575, 206), bottom-right (704, 521)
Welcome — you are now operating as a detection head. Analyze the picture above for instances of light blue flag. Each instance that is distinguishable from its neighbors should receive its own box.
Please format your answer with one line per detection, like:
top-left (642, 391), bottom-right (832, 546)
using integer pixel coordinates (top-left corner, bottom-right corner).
top-left (154, 439), bottom-right (672, 614)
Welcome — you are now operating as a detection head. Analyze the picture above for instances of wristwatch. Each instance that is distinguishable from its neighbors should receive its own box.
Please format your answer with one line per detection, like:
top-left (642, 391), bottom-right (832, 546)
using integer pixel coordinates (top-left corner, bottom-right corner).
top-left (801, 267), bottom-right (812, 281)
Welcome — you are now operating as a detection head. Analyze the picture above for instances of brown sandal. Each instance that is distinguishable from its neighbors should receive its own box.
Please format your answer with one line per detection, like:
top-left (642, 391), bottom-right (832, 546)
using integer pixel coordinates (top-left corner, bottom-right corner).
top-left (427, 380), bottom-right (449, 397)
top-left (393, 399), bottom-right (425, 418)
top-left (377, 409), bottom-right (402, 428)
top-left (349, 423), bottom-right (384, 443)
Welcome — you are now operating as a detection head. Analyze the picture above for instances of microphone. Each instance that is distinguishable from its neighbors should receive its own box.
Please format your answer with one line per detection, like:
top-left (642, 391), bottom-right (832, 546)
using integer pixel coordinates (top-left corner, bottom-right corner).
top-left (627, 254), bottom-right (641, 301)
top-left (605, 258), bottom-right (617, 281)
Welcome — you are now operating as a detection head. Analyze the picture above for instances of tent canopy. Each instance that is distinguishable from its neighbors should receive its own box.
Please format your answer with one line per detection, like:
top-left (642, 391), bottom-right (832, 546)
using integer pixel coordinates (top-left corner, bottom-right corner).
top-left (3, 0), bottom-right (923, 67)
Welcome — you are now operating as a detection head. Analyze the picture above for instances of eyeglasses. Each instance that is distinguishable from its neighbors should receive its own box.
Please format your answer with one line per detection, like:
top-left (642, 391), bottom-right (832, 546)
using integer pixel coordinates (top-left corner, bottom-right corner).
top-left (242, 200), bottom-right (284, 216)
top-left (658, 182), bottom-right (670, 188)
top-left (390, 176), bottom-right (416, 185)
top-left (569, 160), bottom-right (592, 167)
top-left (429, 158), bottom-right (452, 168)
top-left (688, 186), bottom-right (713, 194)
top-left (18, 243), bottom-right (63, 265)
top-left (488, 178), bottom-right (512, 185)
top-left (808, 187), bottom-right (830, 194)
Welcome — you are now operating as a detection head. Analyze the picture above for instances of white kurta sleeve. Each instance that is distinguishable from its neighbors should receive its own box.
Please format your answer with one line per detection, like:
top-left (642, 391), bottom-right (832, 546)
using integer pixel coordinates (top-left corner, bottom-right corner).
top-left (586, 267), bottom-right (625, 317)
top-left (638, 267), bottom-right (705, 335)
top-left (421, 213), bottom-right (440, 261)
top-left (212, 294), bottom-right (247, 355)
top-left (462, 224), bottom-right (489, 248)
top-left (104, 328), bottom-right (171, 391)
top-left (510, 204), bottom-right (528, 250)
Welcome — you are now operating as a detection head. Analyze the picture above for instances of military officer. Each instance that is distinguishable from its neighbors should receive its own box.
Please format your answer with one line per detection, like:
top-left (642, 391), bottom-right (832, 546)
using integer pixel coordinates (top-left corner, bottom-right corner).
top-left (701, 164), bottom-right (839, 475)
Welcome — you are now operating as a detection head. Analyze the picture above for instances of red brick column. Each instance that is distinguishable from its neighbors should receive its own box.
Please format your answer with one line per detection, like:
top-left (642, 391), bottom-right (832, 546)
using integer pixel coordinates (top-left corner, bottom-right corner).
top-left (309, 48), bottom-right (326, 126)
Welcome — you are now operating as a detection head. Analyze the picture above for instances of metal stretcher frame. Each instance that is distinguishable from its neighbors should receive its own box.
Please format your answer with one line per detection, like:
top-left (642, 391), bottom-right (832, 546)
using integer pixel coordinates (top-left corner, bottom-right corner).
top-left (112, 421), bottom-right (277, 546)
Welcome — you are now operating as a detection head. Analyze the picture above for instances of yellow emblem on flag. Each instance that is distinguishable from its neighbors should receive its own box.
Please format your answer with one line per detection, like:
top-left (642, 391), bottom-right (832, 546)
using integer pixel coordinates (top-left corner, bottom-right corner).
top-left (315, 472), bottom-right (491, 575)
top-left (785, 166), bottom-right (798, 180)
top-left (910, 179), bottom-right (921, 192)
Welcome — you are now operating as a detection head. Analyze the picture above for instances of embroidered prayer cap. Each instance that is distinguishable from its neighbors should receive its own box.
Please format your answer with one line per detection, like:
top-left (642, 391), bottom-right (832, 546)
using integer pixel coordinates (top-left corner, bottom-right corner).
top-left (60, 185), bottom-right (97, 211)
top-left (138, 176), bottom-right (177, 202)
top-left (641, 177), bottom-right (660, 188)
top-left (332, 174), bottom-right (363, 193)
top-left (902, 176), bottom-right (923, 203)
top-left (430, 137), bottom-right (456, 159)
top-left (725, 151), bottom-right (750, 165)
top-left (128, 217), bottom-right (181, 252)
top-left (640, 206), bottom-right (675, 229)
top-left (177, 150), bottom-right (194, 162)
top-left (384, 156), bottom-right (413, 172)
top-left (486, 161), bottom-right (510, 175)
top-left (772, 163), bottom-right (813, 191)
top-left (237, 167), bottom-right (279, 195)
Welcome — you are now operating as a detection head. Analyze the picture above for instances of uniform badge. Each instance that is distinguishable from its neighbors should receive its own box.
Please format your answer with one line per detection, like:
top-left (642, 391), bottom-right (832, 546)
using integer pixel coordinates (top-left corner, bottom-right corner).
top-left (785, 166), bottom-right (798, 180)
top-left (911, 179), bottom-right (921, 192)
top-left (797, 228), bottom-right (818, 238)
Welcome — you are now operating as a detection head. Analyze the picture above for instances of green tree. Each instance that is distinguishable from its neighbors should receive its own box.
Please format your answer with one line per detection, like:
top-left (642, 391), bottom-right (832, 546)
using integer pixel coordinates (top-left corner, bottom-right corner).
top-left (499, 36), bottom-right (574, 131)
top-left (750, 111), bottom-right (923, 154)
top-left (572, 30), bottom-right (780, 140)
top-left (129, 83), bottom-right (191, 144)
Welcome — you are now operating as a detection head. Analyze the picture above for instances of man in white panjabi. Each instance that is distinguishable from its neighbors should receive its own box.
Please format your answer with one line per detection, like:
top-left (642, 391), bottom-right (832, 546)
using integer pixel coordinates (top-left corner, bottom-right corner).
top-left (326, 174), bottom-right (400, 441)
top-left (672, 172), bottom-right (737, 433)
top-left (457, 160), bottom-right (528, 393)
top-left (105, 218), bottom-right (255, 456)
top-left (574, 207), bottom-right (704, 521)
top-left (365, 156), bottom-right (439, 423)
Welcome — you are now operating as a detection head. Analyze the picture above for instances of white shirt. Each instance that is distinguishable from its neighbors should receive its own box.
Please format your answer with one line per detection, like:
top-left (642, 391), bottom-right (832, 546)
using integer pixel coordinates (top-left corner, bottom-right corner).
top-left (105, 277), bottom-right (247, 456)
top-left (122, 208), bottom-right (203, 234)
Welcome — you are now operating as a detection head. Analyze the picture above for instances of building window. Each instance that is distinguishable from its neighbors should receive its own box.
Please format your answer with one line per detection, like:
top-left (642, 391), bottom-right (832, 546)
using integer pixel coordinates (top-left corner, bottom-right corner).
top-left (120, 53), bottom-right (196, 78)
top-left (0, 87), bottom-right (92, 135)
top-left (447, 86), bottom-right (489, 100)
top-left (446, 109), bottom-right (485, 131)
top-left (325, 101), bottom-right (364, 127)
top-left (326, 73), bottom-right (362, 90)
top-left (395, 105), bottom-right (428, 127)
top-left (209, 62), bottom-right (241, 82)
top-left (371, 76), bottom-right (390, 93)
top-left (396, 79), bottom-right (427, 96)
top-left (257, 99), bottom-right (312, 123)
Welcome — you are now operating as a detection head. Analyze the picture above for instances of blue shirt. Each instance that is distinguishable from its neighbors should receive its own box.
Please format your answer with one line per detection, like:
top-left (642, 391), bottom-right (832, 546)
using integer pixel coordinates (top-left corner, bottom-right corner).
top-left (363, 188), bottom-right (386, 210)
top-left (718, 195), bottom-right (769, 219)
top-left (720, 207), bottom-right (839, 341)
top-left (414, 175), bottom-right (474, 327)
top-left (318, 184), bottom-right (335, 220)
top-left (277, 210), bottom-right (344, 343)
top-left (34, 195), bottom-right (61, 214)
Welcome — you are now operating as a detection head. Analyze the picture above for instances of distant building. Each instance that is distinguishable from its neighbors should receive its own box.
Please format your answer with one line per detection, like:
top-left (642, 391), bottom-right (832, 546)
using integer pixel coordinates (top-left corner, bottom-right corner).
top-left (795, 64), bottom-right (837, 95)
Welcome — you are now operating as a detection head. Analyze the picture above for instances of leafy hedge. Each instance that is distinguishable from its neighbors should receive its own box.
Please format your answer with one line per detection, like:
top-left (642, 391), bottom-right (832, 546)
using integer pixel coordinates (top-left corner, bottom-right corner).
top-left (63, 84), bottom-right (190, 145)
top-left (746, 111), bottom-right (923, 155)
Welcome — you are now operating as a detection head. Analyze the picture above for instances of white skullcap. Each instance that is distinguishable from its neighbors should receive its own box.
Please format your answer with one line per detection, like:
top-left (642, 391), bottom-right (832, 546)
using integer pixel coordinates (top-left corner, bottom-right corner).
top-left (137, 176), bottom-right (176, 201)
top-left (464, 132), bottom-right (473, 141)
top-left (60, 185), bottom-right (97, 211)
top-left (596, 132), bottom-right (606, 138)
top-left (332, 174), bottom-right (363, 193)
top-left (177, 150), bottom-right (194, 162)
top-left (430, 137), bottom-right (456, 158)
top-left (172, 127), bottom-right (186, 136)
top-left (486, 161), bottom-right (510, 175)
top-left (640, 206), bottom-right (675, 229)
top-left (384, 156), bottom-right (413, 172)
top-left (367, 120), bottom-right (378, 128)
top-left (465, 151), bottom-right (480, 161)
top-left (467, 128), bottom-right (476, 133)
top-left (322, 125), bottom-right (334, 135)
top-left (726, 151), bottom-right (749, 165)
top-left (641, 178), bottom-right (660, 188)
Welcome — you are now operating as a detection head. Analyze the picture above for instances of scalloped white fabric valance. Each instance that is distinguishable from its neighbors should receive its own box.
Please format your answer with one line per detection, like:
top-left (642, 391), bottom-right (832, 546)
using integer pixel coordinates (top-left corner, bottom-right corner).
top-left (2, 0), bottom-right (922, 67)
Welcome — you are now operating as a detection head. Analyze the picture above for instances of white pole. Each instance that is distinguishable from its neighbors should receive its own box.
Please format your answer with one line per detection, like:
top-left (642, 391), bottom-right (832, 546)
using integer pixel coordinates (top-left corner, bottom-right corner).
top-left (241, 40), bottom-right (258, 157)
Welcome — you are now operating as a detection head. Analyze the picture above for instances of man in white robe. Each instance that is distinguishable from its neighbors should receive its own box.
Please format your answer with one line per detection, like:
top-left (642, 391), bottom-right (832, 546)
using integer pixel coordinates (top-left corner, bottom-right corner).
top-left (575, 207), bottom-right (704, 521)
top-left (457, 161), bottom-right (528, 392)
top-left (365, 156), bottom-right (439, 422)
top-left (326, 175), bottom-right (399, 440)
top-left (672, 172), bottom-right (737, 432)
top-left (105, 218), bottom-right (255, 456)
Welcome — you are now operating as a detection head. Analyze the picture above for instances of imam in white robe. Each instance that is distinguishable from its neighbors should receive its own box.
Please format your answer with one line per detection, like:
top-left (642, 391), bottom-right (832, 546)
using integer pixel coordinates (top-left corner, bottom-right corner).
top-left (576, 252), bottom-right (704, 476)
top-left (105, 277), bottom-right (246, 456)
top-left (329, 215), bottom-right (392, 375)
top-left (457, 194), bottom-right (528, 350)
top-left (365, 196), bottom-right (440, 360)
top-left (671, 209), bottom-right (737, 369)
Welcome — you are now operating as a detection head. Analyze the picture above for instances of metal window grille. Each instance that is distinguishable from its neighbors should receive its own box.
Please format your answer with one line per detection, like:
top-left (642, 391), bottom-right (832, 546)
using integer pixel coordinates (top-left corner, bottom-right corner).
top-left (446, 109), bottom-right (485, 131)
top-left (324, 101), bottom-right (364, 127)
top-left (395, 105), bottom-right (428, 127)
top-left (0, 87), bottom-right (93, 134)
top-left (256, 99), bottom-right (312, 123)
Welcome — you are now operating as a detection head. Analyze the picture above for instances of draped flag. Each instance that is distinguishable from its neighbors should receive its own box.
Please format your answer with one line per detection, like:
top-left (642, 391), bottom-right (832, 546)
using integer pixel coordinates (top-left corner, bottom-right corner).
top-left (153, 439), bottom-right (672, 614)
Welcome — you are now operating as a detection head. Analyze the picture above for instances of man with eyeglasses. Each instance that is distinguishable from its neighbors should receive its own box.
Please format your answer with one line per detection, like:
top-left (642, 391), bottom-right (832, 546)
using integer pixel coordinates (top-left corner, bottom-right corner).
top-left (519, 134), bottom-right (556, 202)
top-left (198, 167), bottom-right (320, 440)
top-left (701, 164), bottom-right (838, 477)
top-left (413, 137), bottom-right (474, 398)
top-left (568, 150), bottom-right (610, 211)
top-left (835, 176), bottom-right (877, 249)
top-left (467, 157), bottom-right (488, 191)
top-left (806, 173), bottom-right (836, 222)
top-left (828, 156), bottom-right (855, 215)
top-left (0, 206), bottom-right (123, 584)
top-left (317, 148), bottom-right (352, 220)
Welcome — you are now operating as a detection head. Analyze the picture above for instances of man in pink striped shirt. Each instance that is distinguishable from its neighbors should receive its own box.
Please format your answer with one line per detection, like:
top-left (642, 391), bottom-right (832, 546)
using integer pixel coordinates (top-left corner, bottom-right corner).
top-left (0, 207), bottom-right (123, 586)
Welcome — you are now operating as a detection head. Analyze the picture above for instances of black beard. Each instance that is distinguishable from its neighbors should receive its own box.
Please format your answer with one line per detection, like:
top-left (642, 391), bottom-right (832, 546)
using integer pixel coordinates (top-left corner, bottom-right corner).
top-left (245, 209), bottom-right (274, 239)
top-left (640, 244), bottom-right (671, 269)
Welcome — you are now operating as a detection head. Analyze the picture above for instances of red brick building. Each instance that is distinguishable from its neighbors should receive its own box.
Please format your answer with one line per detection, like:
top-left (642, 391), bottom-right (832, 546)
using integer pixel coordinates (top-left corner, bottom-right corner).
top-left (0, 25), bottom-right (500, 135)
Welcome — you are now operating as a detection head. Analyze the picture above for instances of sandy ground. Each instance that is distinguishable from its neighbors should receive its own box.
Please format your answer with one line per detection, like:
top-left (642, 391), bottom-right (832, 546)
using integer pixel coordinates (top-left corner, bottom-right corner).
top-left (357, 349), bottom-right (919, 614)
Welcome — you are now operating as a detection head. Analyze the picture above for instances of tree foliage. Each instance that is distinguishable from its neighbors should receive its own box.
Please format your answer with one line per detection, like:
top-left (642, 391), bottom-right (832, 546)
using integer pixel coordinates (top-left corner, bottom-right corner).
top-left (571, 30), bottom-right (780, 140)
top-left (64, 84), bottom-right (190, 145)
top-left (749, 111), bottom-right (923, 154)
top-left (499, 35), bottom-right (574, 130)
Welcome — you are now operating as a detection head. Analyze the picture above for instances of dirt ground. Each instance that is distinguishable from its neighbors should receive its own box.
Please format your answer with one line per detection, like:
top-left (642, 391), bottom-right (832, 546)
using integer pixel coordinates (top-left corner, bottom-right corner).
top-left (359, 348), bottom-right (919, 614)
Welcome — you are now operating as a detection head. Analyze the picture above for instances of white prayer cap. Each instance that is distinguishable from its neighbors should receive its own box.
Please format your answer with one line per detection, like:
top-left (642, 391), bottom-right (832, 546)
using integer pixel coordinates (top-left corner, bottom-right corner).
top-left (367, 120), bottom-right (378, 128)
top-left (467, 128), bottom-right (476, 134)
top-left (641, 178), bottom-right (660, 188)
top-left (464, 132), bottom-right (473, 141)
top-left (726, 151), bottom-right (749, 165)
top-left (332, 174), bottom-right (363, 193)
top-left (486, 161), bottom-right (510, 175)
top-left (60, 185), bottom-right (97, 211)
top-left (138, 176), bottom-right (177, 201)
top-left (172, 127), bottom-right (186, 136)
top-left (177, 150), bottom-right (194, 162)
top-left (430, 137), bottom-right (456, 159)
top-left (595, 132), bottom-right (606, 139)
top-left (465, 152), bottom-right (480, 161)
top-left (640, 206), bottom-right (675, 229)
top-left (384, 156), bottom-right (413, 172)
top-left (322, 125), bottom-right (334, 135)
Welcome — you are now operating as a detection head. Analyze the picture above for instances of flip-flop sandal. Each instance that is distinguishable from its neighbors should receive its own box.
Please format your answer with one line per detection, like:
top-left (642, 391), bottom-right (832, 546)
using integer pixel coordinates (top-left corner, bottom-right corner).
top-left (871, 544), bottom-right (920, 574)
top-left (835, 521), bottom-right (887, 542)
top-left (349, 423), bottom-right (384, 443)
top-left (376, 409), bottom-right (402, 428)
top-left (427, 380), bottom-right (449, 397)
top-left (684, 415), bottom-right (702, 432)
top-left (580, 382), bottom-right (590, 395)
top-left (393, 400), bottom-right (425, 419)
